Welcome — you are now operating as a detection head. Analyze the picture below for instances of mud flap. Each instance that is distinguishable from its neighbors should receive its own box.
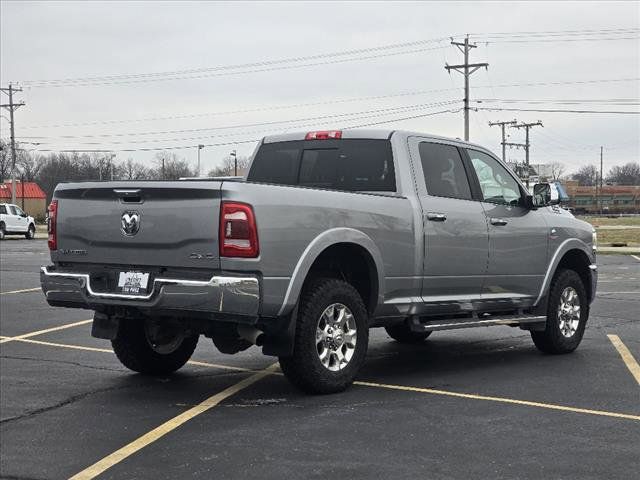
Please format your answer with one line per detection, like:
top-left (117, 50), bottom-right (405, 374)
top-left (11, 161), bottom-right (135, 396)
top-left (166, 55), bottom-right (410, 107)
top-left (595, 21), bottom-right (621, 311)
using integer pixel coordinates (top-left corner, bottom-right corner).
top-left (261, 304), bottom-right (298, 357)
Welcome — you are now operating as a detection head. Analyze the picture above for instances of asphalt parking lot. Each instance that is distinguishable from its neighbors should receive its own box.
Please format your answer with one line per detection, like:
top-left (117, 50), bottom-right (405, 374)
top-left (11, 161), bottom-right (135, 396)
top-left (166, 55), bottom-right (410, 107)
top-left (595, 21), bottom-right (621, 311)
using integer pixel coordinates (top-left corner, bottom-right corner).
top-left (1, 240), bottom-right (638, 480)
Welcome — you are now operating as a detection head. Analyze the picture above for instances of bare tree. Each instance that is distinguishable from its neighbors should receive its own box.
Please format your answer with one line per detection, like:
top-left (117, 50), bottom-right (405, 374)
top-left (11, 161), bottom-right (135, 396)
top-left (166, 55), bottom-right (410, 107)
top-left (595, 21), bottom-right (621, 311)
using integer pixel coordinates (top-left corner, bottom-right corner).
top-left (606, 162), bottom-right (640, 185)
top-left (207, 155), bottom-right (250, 177)
top-left (17, 149), bottom-right (44, 181)
top-left (152, 151), bottom-right (194, 180)
top-left (571, 164), bottom-right (598, 186)
top-left (548, 162), bottom-right (566, 181)
top-left (0, 139), bottom-right (12, 181)
top-left (121, 158), bottom-right (149, 180)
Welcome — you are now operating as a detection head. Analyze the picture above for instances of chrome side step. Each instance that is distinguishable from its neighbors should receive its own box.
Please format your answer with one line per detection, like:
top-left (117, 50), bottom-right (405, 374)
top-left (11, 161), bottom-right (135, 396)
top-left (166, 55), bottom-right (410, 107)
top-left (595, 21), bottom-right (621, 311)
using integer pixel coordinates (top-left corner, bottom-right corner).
top-left (410, 314), bottom-right (546, 332)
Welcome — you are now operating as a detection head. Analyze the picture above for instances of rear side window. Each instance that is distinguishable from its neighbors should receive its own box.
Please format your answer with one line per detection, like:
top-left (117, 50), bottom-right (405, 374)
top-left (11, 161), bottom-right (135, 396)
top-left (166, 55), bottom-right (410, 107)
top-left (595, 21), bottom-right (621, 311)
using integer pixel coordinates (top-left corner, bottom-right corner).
top-left (248, 139), bottom-right (396, 192)
top-left (246, 143), bottom-right (299, 186)
top-left (419, 142), bottom-right (472, 200)
top-left (0, 205), bottom-right (6, 214)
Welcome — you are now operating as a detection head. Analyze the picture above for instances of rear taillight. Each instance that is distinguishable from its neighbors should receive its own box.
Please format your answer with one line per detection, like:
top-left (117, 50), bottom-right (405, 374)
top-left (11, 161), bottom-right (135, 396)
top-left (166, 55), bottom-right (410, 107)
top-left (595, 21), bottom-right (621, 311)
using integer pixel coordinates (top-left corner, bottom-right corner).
top-left (219, 201), bottom-right (259, 258)
top-left (305, 130), bottom-right (342, 140)
top-left (47, 200), bottom-right (58, 251)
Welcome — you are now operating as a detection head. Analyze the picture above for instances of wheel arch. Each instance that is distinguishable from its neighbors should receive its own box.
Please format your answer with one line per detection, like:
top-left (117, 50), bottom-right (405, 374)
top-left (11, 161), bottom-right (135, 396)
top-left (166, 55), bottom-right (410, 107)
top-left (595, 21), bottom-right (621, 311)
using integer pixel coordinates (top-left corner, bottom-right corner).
top-left (535, 239), bottom-right (595, 307)
top-left (277, 228), bottom-right (384, 317)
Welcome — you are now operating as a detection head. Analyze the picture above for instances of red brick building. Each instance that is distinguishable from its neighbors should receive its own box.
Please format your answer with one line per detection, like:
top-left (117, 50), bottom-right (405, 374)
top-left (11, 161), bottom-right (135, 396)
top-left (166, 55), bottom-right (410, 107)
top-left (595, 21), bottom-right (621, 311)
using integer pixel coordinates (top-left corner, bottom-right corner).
top-left (564, 180), bottom-right (640, 214)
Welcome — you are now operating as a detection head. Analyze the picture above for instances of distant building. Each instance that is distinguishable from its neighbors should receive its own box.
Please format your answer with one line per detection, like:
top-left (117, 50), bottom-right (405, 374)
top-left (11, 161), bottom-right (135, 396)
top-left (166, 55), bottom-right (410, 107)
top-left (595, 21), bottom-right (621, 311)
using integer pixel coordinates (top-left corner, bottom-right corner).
top-left (0, 181), bottom-right (47, 219)
top-left (563, 180), bottom-right (640, 214)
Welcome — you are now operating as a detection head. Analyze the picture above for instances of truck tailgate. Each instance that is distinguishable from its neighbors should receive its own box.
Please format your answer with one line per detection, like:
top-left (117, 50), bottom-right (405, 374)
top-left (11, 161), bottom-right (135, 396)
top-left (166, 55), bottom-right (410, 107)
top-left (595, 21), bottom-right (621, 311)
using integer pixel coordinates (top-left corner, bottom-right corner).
top-left (52, 181), bottom-right (222, 270)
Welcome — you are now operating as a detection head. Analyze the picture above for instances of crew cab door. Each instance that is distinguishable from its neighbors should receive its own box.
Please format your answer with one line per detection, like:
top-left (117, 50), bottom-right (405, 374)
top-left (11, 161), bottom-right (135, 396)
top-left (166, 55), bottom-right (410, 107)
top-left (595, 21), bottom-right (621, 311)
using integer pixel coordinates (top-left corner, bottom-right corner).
top-left (11, 205), bottom-right (29, 232)
top-left (409, 138), bottom-right (489, 307)
top-left (4, 205), bottom-right (24, 231)
top-left (463, 148), bottom-right (548, 300)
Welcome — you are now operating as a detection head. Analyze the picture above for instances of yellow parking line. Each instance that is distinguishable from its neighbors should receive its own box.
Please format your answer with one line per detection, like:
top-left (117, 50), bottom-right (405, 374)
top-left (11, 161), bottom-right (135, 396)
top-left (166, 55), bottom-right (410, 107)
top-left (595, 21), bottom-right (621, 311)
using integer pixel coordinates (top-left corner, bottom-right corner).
top-left (0, 319), bottom-right (92, 344)
top-left (354, 381), bottom-right (640, 421)
top-left (607, 334), bottom-right (640, 386)
top-left (5, 337), bottom-right (640, 423)
top-left (69, 363), bottom-right (279, 480)
top-left (0, 287), bottom-right (42, 295)
top-left (5, 337), bottom-right (112, 353)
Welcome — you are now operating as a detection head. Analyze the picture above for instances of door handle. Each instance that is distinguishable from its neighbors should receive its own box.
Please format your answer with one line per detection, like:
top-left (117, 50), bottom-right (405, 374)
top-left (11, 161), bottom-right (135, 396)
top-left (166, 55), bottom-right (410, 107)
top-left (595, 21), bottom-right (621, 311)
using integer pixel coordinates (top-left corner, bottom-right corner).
top-left (490, 218), bottom-right (508, 226)
top-left (427, 212), bottom-right (447, 222)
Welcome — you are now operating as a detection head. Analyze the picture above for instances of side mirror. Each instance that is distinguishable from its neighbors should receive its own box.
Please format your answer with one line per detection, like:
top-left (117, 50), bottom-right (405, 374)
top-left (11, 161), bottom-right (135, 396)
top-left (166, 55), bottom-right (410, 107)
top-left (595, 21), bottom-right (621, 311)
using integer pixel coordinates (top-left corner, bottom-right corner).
top-left (21, 213), bottom-right (27, 218)
top-left (532, 183), bottom-right (560, 208)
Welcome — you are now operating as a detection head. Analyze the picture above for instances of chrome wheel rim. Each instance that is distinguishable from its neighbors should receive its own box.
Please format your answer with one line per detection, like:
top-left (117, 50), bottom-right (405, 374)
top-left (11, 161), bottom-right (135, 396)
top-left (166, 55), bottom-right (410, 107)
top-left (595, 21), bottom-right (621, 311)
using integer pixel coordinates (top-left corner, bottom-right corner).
top-left (144, 322), bottom-right (184, 354)
top-left (316, 303), bottom-right (357, 372)
top-left (557, 286), bottom-right (581, 338)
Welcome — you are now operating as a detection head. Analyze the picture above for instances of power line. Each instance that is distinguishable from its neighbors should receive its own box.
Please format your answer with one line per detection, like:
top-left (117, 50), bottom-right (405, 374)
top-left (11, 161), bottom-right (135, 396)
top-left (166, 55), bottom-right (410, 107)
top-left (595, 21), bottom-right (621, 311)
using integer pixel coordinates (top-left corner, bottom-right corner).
top-left (18, 101), bottom-right (461, 141)
top-left (476, 107), bottom-right (640, 114)
top-left (20, 77), bottom-right (640, 130)
top-left (21, 42), bottom-right (451, 88)
top-left (30, 108), bottom-right (460, 153)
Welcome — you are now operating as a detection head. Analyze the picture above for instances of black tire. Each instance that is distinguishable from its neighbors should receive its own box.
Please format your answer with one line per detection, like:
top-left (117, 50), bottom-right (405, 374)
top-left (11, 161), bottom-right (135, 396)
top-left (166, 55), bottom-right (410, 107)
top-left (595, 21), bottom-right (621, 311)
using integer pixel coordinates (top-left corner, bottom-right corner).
top-left (25, 224), bottom-right (35, 240)
top-left (0, 223), bottom-right (5, 240)
top-left (531, 269), bottom-right (588, 354)
top-left (279, 278), bottom-right (369, 394)
top-left (385, 322), bottom-right (432, 344)
top-left (111, 318), bottom-right (198, 375)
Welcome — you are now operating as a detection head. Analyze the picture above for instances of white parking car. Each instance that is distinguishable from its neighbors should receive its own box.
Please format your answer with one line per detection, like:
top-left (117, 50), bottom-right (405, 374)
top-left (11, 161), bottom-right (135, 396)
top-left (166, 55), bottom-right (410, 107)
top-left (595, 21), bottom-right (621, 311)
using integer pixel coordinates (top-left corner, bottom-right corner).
top-left (0, 203), bottom-right (36, 240)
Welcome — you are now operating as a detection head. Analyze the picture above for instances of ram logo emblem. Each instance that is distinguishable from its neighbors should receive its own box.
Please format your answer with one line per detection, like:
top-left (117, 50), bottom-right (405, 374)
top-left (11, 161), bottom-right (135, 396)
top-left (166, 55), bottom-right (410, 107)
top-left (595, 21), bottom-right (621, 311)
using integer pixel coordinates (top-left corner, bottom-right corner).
top-left (121, 211), bottom-right (141, 236)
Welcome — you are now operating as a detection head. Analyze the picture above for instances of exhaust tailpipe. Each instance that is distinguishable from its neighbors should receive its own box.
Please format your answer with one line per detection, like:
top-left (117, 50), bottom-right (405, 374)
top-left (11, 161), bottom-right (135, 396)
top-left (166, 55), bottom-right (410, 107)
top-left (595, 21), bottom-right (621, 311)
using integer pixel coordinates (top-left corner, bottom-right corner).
top-left (237, 325), bottom-right (265, 346)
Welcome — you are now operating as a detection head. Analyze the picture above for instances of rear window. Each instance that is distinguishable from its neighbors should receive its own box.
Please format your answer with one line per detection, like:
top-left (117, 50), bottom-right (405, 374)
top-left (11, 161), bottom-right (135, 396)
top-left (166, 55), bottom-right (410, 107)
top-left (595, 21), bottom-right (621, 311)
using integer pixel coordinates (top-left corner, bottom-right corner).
top-left (247, 139), bottom-right (396, 192)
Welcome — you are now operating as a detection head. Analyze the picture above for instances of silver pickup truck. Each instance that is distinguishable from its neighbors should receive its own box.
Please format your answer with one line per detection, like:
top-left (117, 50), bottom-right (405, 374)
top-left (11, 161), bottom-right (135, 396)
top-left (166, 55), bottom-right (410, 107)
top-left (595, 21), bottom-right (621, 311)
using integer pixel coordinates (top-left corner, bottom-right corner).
top-left (41, 129), bottom-right (597, 393)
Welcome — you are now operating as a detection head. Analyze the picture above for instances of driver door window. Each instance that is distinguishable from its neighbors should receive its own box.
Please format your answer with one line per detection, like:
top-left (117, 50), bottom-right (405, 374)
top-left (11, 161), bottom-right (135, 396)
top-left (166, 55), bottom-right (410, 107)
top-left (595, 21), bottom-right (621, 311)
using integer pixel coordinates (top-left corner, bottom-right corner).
top-left (466, 150), bottom-right (522, 206)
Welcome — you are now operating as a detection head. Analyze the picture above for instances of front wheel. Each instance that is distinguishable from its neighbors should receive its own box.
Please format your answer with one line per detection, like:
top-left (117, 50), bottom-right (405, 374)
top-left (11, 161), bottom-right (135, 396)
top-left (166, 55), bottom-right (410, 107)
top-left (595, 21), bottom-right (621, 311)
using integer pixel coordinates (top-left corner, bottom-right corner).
top-left (531, 269), bottom-right (588, 354)
top-left (25, 224), bottom-right (35, 240)
top-left (0, 223), bottom-right (5, 240)
top-left (279, 278), bottom-right (369, 394)
top-left (112, 318), bottom-right (198, 375)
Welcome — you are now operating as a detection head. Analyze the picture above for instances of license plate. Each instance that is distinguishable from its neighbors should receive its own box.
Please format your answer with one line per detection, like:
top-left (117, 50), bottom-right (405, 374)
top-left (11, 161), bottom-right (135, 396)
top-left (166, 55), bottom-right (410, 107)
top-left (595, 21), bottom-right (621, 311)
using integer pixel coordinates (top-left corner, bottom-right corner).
top-left (117, 271), bottom-right (150, 294)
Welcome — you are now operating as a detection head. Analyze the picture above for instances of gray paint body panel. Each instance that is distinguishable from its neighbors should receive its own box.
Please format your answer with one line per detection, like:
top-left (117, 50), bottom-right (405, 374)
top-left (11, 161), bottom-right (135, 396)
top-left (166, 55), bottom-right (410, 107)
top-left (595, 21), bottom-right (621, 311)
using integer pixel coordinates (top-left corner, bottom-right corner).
top-left (45, 130), bottom-right (597, 323)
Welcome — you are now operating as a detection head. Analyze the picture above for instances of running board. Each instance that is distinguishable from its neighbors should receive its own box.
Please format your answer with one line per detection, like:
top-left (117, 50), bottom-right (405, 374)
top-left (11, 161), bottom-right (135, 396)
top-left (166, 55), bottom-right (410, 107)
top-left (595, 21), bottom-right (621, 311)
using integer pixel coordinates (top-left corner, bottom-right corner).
top-left (410, 314), bottom-right (546, 332)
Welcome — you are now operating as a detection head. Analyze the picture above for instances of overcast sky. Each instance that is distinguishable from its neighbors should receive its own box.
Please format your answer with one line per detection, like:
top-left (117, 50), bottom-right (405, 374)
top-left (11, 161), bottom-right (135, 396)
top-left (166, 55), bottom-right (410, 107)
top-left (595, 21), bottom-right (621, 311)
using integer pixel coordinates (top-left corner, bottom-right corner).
top-left (1, 0), bottom-right (639, 175)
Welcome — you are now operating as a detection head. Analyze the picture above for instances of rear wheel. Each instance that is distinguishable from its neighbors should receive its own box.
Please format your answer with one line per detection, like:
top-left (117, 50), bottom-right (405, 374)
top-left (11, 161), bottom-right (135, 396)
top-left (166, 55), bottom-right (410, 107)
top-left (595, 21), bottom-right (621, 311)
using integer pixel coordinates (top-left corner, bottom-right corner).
top-left (279, 278), bottom-right (369, 394)
top-left (531, 269), bottom-right (588, 354)
top-left (25, 224), bottom-right (35, 240)
top-left (112, 318), bottom-right (198, 375)
top-left (385, 322), bottom-right (432, 344)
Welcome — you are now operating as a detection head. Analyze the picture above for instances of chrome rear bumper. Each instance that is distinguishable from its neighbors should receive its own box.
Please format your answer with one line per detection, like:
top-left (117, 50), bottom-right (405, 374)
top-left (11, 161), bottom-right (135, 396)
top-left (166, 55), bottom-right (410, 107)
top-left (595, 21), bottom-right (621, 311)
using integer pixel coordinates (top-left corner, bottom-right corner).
top-left (40, 266), bottom-right (260, 316)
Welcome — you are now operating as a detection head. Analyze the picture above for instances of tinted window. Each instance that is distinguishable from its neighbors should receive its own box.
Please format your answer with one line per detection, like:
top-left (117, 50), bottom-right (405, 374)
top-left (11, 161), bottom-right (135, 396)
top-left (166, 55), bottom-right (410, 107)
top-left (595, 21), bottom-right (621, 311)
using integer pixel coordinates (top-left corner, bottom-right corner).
top-left (299, 149), bottom-right (339, 188)
top-left (418, 142), bottom-right (472, 200)
top-left (7, 205), bottom-right (17, 215)
top-left (0, 205), bottom-right (6, 214)
top-left (247, 139), bottom-right (396, 192)
top-left (339, 140), bottom-right (395, 191)
top-left (247, 143), bottom-right (300, 185)
top-left (466, 149), bottom-right (522, 205)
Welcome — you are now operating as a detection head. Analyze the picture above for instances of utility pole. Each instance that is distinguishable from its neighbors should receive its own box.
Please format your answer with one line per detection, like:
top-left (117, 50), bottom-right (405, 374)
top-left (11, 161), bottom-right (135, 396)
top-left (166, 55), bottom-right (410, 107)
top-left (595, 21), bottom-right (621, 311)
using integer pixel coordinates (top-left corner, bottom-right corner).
top-left (508, 121), bottom-right (543, 187)
top-left (445, 35), bottom-right (488, 141)
top-left (1, 84), bottom-right (25, 204)
top-left (599, 146), bottom-right (603, 214)
top-left (230, 150), bottom-right (237, 176)
top-left (197, 144), bottom-right (204, 177)
top-left (488, 119), bottom-right (518, 162)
